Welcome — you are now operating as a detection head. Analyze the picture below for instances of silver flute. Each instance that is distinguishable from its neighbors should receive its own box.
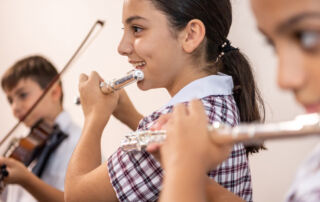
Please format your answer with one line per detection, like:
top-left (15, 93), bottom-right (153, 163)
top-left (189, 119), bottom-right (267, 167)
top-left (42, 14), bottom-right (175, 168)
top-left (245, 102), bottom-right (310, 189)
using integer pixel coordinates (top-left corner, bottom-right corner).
top-left (76, 70), bottom-right (144, 105)
top-left (121, 113), bottom-right (320, 152)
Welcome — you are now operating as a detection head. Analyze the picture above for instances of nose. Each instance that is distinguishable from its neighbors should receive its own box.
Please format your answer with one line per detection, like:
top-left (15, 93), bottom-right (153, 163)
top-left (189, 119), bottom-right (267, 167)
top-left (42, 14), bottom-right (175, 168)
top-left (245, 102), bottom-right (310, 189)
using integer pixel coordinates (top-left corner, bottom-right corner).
top-left (277, 48), bottom-right (306, 91)
top-left (118, 32), bottom-right (133, 56)
top-left (11, 99), bottom-right (23, 119)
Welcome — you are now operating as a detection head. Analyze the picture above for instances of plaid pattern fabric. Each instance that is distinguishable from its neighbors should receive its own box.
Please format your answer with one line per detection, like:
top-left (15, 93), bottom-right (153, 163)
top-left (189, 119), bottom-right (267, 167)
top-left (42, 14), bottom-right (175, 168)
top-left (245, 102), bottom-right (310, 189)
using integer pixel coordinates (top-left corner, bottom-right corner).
top-left (108, 95), bottom-right (252, 202)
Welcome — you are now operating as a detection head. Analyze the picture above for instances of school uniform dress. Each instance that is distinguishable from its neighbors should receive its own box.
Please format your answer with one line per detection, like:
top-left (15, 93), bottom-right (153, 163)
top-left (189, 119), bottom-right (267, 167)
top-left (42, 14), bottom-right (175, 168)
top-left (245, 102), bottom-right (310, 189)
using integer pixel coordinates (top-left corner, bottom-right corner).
top-left (3, 111), bottom-right (81, 202)
top-left (286, 143), bottom-right (320, 202)
top-left (108, 74), bottom-right (253, 202)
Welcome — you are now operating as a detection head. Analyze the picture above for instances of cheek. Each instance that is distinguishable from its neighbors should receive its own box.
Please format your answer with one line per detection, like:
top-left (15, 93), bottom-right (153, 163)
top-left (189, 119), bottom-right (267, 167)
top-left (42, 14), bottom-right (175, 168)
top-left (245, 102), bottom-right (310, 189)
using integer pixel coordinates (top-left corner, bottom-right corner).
top-left (24, 96), bottom-right (39, 112)
top-left (307, 56), bottom-right (320, 86)
top-left (134, 38), bottom-right (154, 59)
top-left (134, 38), bottom-right (168, 76)
top-left (16, 99), bottom-right (35, 117)
top-left (25, 104), bottom-right (47, 126)
top-left (276, 42), bottom-right (302, 69)
top-left (24, 95), bottom-right (45, 118)
top-left (25, 99), bottom-right (36, 110)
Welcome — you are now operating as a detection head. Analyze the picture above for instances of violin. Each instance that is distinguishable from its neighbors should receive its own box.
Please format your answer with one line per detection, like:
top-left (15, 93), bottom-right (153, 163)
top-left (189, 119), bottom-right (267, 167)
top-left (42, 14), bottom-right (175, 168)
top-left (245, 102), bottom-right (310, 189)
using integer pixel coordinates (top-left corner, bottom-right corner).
top-left (3, 119), bottom-right (67, 177)
top-left (0, 20), bottom-right (105, 188)
top-left (5, 120), bottom-right (53, 166)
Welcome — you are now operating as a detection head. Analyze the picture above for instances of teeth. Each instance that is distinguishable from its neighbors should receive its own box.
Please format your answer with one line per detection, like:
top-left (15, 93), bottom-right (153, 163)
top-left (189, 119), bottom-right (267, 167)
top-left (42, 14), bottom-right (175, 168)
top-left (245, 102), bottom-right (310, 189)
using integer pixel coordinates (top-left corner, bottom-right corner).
top-left (132, 61), bottom-right (146, 68)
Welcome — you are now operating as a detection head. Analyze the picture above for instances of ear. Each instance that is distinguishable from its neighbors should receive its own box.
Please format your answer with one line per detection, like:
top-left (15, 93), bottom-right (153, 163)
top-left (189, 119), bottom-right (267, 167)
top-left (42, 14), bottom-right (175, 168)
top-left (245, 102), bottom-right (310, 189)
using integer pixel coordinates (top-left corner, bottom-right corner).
top-left (180, 19), bottom-right (206, 53)
top-left (50, 82), bottom-right (62, 103)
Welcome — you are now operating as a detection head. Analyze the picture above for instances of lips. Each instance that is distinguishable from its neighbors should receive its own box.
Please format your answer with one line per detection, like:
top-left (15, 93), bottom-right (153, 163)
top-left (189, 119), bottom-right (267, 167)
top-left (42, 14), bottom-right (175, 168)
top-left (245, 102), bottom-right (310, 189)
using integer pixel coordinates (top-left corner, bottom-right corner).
top-left (15, 112), bottom-right (24, 120)
top-left (129, 61), bottom-right (146, 70)
top-left (304, 103), bottom-right (320, 113)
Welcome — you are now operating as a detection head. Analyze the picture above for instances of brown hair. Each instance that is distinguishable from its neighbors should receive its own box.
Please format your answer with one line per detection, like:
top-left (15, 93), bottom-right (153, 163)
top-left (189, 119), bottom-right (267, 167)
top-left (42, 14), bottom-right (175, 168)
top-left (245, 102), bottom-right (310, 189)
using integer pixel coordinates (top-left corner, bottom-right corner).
top-left (149, 0), bottom-right (265, 155)
top-left (1, 55), bottom-right (63, 104)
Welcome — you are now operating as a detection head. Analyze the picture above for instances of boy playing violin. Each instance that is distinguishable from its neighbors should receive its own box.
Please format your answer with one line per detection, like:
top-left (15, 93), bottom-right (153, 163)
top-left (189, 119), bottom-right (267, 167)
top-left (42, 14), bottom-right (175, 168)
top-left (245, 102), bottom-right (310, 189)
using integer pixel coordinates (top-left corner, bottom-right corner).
top-left (0, 55), bottom-right (81, 202)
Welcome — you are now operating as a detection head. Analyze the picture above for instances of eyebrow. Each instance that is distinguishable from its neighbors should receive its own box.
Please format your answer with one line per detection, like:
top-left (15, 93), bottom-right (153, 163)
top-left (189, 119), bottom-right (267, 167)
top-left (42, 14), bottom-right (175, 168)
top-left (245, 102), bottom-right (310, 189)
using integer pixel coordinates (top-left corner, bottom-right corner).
top-left (125, 16), bottom-right (147, 24)
top-left (6, 87), bottom-right (25, 102)
top-left (14, 88), bottom-right (26, 95)
top-left (277, 12), bottom-right (320, 33)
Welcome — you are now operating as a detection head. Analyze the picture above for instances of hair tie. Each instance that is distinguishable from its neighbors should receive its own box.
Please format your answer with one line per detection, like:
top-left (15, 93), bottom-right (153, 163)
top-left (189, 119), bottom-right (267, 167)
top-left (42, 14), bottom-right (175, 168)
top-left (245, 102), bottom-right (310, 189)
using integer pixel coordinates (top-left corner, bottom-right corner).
top-left (216, 39), bottom-right (239, 62)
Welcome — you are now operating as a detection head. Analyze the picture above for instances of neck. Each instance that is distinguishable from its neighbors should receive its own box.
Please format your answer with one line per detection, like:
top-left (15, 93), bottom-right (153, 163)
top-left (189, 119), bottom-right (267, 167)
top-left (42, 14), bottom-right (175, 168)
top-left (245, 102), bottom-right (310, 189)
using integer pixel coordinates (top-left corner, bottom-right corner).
top-left (44, 106), bottom-right (63, 125)
top-left (167, 67), bottom-right (210, 97)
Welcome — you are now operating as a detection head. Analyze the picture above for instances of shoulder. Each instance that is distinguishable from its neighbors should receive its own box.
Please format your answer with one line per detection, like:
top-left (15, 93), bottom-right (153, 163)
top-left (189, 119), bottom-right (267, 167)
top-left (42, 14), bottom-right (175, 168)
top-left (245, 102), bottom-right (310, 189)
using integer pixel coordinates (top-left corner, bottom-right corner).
top-left (200, 95), bottom-right (239, 126)
top-left (138, 105), bottom-right (174, 130)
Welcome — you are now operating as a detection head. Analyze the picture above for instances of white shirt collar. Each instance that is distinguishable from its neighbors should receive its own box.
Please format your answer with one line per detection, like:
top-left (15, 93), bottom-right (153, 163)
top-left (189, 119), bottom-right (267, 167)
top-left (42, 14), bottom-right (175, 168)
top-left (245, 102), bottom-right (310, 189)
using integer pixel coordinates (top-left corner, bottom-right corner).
top-left (54, 111), bottom-right (71, 133)
top-left (164, 73), bottom-right (234, 107)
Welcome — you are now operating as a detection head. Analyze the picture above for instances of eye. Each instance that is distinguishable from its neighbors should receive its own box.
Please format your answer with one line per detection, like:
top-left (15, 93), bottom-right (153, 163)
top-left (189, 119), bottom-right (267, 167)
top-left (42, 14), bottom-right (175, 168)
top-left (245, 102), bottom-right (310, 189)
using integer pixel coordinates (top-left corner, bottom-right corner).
top-left (262, 36), bottom-right (277, 53)
top-left (18, 92), bottom-right (28, 100)
top-left (264, 37), bottom-right (275, 48)
top-left (132, 25), bottom-right (143, 34)
top-left (295, 30), bottom-right (320, 52)
top-left (7, 97), bottom-right (13, 105)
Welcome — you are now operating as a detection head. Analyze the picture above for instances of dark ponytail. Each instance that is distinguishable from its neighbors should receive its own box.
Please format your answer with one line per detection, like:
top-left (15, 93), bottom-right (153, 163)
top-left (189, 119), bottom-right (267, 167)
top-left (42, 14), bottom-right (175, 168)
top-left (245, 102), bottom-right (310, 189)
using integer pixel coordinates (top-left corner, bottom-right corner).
top-left (220, 50), bottom-right (264, 123)
top-left (220, 50), bottom-right (265, 154)
top-left (149, 0), bottom-right (265, 155)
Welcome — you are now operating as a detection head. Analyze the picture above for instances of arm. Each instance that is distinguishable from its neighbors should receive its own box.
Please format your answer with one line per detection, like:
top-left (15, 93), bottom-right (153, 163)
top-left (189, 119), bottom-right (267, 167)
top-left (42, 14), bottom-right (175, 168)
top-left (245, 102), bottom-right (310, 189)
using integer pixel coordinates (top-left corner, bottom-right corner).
top-left (160, 165), bottom-right (207, 202)
top-left (65, 72), bottom-right (119, 202)
top-left (0, 157), bottom-right (64, 202)
top-left (65, 117), bottom-right (117, 202)
top-left (113, 89), bottom-right (143, 130)
top-left (160, 168), bottom-right (245, 202)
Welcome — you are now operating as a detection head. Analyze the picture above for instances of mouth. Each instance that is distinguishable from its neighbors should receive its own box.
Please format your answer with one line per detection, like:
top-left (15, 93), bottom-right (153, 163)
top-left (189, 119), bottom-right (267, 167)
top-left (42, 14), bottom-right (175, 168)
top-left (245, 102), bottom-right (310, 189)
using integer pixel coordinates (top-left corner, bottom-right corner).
top-left (303, 103), bottom-right (320, 113)
top-left (15, 113), bottom-right (24, 121)
top-left (130, 61), bottom-right (146, 70)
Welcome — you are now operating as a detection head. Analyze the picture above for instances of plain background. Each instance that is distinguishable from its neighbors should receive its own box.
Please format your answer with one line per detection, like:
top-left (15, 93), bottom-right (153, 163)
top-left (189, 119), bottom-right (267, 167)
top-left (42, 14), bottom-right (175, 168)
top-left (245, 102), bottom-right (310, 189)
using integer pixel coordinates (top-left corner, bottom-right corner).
top-left (0, 0), bottom-right (318, 201)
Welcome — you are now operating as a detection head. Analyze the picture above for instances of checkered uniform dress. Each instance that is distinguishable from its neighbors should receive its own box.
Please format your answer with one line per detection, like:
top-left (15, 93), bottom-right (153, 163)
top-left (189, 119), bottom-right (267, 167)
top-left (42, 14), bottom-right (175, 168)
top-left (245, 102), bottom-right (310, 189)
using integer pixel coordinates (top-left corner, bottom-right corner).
top-left (108, 95), bottom-right (252, 202)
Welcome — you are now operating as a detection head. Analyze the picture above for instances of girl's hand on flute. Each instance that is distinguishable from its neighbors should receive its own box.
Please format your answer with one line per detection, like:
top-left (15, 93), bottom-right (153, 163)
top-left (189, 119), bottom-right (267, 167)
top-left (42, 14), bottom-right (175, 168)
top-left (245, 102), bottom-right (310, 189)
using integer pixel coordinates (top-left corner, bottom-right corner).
top-left (79, 71), bottom-right (119, 127)
top-left (147, 100), bottom-right (232, 172)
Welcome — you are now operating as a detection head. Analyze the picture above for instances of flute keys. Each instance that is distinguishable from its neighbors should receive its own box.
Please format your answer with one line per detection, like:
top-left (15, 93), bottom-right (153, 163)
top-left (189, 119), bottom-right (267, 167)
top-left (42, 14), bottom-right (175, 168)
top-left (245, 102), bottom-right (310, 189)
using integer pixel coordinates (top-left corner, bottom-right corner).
top-left (133, 70), bottom-right (144, 81)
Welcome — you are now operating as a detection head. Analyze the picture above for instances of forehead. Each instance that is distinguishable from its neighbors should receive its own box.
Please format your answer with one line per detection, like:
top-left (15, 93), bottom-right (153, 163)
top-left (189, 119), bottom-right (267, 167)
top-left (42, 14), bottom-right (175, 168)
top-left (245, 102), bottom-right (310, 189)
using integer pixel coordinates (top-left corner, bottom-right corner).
top-left (122, 0), bottom-right (162, 23)
top-left (5, 78), bottom-right (41, 95)
top-left (251, 0), bottom-right (320, 30)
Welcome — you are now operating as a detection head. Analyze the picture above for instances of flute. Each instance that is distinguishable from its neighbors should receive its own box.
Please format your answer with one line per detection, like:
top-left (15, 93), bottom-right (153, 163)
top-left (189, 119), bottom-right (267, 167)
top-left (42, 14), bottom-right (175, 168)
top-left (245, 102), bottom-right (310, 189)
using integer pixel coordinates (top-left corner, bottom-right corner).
top-left (120, 113), bottom-right (320, 152)
top-left (75, 69), bottom-right (144, 105)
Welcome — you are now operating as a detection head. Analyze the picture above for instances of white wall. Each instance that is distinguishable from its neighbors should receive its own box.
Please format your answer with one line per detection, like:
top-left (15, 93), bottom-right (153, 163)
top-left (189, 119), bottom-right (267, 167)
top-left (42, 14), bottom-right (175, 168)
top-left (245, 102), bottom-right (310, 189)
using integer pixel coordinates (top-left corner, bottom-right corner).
top-left (0, 1), bottom-right (317, 201)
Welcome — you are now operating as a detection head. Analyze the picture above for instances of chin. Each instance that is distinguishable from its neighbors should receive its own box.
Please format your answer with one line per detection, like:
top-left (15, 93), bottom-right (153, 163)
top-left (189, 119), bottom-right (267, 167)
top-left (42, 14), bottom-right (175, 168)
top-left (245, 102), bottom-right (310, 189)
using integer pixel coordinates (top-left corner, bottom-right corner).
top-left (23, 121), bottom-right (33, 128)
top-left (23, 117), bottom-right (37, 128)
top-left (137, 81), bottom-right (152, 91)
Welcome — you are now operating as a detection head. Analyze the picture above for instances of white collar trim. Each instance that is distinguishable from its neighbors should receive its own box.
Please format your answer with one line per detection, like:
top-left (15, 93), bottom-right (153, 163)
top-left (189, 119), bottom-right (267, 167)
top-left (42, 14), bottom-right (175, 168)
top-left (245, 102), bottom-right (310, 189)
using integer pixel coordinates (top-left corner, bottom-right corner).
top-left (164, 73), bottom-right (234, 107)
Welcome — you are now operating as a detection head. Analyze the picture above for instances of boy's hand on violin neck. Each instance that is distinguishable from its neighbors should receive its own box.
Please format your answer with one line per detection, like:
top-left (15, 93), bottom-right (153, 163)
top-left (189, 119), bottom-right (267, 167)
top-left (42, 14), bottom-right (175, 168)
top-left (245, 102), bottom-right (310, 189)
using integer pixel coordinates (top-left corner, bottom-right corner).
top-left (0, 157), bottom-right (30, 185)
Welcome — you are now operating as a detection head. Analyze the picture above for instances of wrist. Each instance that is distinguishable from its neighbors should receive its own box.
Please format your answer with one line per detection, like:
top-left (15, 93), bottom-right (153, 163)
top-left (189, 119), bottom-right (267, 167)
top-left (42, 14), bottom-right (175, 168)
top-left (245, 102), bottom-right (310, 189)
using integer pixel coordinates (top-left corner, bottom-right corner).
top-left (84, 112), bottom-right (111, 131)
top-left (165, 156), bottom-right (209, 174)
top-left (128, 111), bottom-right (143, 130)
top-left (20, 170), bottom-right (35, 188)
top-left (165, 164), bottom-right (208, 180)
top-left (114, 108), bottom-right (143, 130)
top-left (164, 167), bottom-right (207, 194)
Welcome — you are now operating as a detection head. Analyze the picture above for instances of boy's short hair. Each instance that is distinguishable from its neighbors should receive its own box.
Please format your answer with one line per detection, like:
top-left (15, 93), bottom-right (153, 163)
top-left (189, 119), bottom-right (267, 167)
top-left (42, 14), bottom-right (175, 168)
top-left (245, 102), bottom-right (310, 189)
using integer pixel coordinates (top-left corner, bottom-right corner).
top-left (1, 55), bottom-right (63, 104)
